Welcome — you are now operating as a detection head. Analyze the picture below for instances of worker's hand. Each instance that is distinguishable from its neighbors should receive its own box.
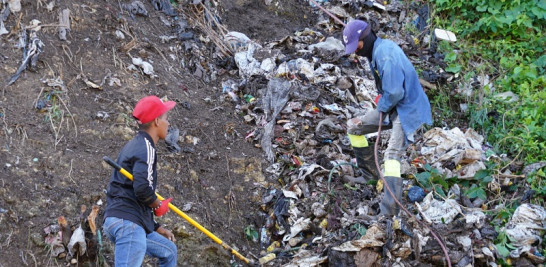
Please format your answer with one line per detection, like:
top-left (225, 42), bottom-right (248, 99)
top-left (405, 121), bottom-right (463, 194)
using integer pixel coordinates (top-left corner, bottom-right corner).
top-left (153, 197), bottom-right (172, 217)
top-left (374, 94), bottom-right (382, 105)
top-left (157, 226), bottom-right (176, 242)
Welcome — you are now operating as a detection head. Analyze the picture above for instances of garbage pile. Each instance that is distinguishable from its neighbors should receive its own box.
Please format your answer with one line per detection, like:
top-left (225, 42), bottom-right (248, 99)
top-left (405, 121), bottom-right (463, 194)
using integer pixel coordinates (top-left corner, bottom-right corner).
top-left (43, 205), bottom-right (104, 265)
top-left (196, 1), bottom-right (544, 266)
top-left (8, 0), bottom-right (539, 265)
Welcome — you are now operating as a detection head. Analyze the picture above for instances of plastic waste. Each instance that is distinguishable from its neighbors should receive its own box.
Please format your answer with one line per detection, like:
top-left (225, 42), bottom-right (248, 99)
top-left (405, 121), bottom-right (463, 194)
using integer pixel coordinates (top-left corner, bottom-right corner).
top-left (276, 58), bottom-right (315, 82)
top-left (259, 253), bottom-right (276, 265)
top-left (8, 30), bottom-right (44, 85)
top-left (224, 31), bottom-right (252, 52)
top-left (44, 224), bottom-right (65, 257)
top-left (67, 225), bottom-right (87, 257)
top-left (122, 1), bottom-right (148, 17)
top-left (434, 29), bottom-right (457, 42)
top-left (0, 20), bottom-right (8, 36)
top-left (504, 204), bottom-right (546, 258)
top-left (283, 250), bottom-right (328, 266)
top-left (165, 127), bottom-right (180, 153)
top-left (234, 42), bottom-right (263, 78)
top-left (415, 192), bottom-right (462, 224)
top-left (332, 224), bottom-right (385, 251)
top-left (308, 36), bottom-right (344, 52)
top-left (282, 217), bottom-right (311, 242)
top-left (150, 0), bottom-right (176, 16)
top-left (131, 57), bottom-right (155, 77)
top-left (58, 9), bottom-right (70, 41)
top-left (407, 186), bottom-right (426, 203)
top-left (261, 79), bottom-right (294, 162)
top-left (8, 0), bottom-right (21, 12)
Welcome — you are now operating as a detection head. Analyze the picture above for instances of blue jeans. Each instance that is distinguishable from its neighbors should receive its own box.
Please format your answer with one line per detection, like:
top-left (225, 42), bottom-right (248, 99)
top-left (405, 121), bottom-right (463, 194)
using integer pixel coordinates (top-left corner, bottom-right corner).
top-left (103, 217), bottom-right (177, 267)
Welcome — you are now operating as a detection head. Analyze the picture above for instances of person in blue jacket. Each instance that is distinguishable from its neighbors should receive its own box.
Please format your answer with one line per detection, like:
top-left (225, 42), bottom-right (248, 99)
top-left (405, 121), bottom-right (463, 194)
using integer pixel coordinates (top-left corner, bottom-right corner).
top-left (103, 96), bottom-right (177, 267)
top-left (343, 20), bottom-right (432, 216)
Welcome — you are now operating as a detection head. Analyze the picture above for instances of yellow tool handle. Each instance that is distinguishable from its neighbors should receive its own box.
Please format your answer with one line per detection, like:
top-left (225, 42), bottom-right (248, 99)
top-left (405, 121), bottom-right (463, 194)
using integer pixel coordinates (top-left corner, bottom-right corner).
top-left (103, 157), bottom-right (252, 265)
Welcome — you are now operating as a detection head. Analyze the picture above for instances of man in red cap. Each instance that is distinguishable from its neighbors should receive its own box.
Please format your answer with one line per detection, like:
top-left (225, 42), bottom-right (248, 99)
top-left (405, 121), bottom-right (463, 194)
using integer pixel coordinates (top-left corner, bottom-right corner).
top-left (343, 20), bottom-right (432, 217)
top-left (103, 95), bottom-right (178, 267)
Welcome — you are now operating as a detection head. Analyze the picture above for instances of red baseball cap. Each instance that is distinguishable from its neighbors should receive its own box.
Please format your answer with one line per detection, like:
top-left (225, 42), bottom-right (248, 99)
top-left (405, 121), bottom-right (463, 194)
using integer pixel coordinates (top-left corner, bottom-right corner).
top-left (132, 96), bottom-right (176, 124)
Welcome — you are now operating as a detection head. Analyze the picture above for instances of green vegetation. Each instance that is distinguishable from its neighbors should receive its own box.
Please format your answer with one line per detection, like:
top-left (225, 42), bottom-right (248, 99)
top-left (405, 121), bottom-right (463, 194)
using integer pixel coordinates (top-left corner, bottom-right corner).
top-left (414, 0), bottom-right (546, 260)
top-left (432, 0), bottom-right (545, 165)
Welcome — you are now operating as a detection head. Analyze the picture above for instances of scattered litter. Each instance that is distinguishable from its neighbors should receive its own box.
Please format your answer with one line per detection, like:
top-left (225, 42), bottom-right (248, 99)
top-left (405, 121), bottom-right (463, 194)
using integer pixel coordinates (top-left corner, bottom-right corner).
top-left (58, 9), bottom-right (70, 40)
top-left (407, 186), bottom-right (426, 203)
top-left (308, 36), bottom-right (344, 53)
top-left (416, 192), bottom-right (462, 224)
top-left (150, 0), bottom-right (176, 16)
top-left (434, 29), bottom-right (457, 42)
top-left (504, 204), bottom-right (546, 258)
top-left (67, 225), bottom-right (86, 257)
top-left (165, 127), bottom-right (181, 153)
top-left (8, 28), bottom-right (44, 85)
top-left (123, 1), bottom-right (148, 17)
top-left (131, 57), bottom-right (156, 77)
top-left (8, 0), bottom-right (21, 13)
top-left (333, 224), bottom-right (385, 251)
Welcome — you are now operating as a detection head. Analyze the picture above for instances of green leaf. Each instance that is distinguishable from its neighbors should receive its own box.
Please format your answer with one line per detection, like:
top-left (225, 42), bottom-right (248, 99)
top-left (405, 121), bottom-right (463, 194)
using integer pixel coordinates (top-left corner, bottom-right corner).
top-left (444, 52), bottom-right (457, 62)
top-left (474, 169), bottom-right (490, 181)
top-left (476, 188), bottom-right (487, 200)
top-left (496, 243), bottom-right (510, 258)
top-left (445, 64), bottom-right (462, 73)
top-left (434, 184), bottom-right (446, 198)
top-left (244, 225), bottom-right (258, 242)
top-left (416, 172), bottom-right (432, 189)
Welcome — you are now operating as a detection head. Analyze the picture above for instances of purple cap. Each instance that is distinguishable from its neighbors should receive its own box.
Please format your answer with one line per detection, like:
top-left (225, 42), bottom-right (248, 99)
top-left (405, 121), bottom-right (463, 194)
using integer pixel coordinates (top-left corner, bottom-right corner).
top-left (343, 20), bottom-right (370, 55)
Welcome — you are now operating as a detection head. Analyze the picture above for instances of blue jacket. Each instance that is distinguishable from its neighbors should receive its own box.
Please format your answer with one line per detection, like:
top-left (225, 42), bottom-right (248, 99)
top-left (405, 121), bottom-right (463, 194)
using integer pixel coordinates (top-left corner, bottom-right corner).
top-left (371, 37), bottom-right (432, 138)
top-left (104, 131), bottom-right (159, 234)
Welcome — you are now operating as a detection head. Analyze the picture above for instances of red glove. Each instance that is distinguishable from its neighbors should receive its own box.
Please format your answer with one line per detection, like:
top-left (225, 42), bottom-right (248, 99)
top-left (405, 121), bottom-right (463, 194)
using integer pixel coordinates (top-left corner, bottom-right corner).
top-left (374, 94), bottom-right (382, 105)
top-left (153, 197), bottom-right (172, 217)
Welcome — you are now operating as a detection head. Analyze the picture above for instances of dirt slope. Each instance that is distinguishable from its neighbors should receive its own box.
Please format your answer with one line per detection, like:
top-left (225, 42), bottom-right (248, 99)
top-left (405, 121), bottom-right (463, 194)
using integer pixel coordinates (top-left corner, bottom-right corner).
top-left (0, 0), bottom-right (315, 266)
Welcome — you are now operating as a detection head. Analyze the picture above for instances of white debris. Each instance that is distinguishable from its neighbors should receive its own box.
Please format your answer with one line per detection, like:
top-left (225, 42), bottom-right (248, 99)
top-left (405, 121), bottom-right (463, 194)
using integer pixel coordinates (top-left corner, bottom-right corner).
top-left (282, 249), bottom-right (328, 267)
top-left (8, 0), bottom-right (22, 12)
top-left (0, 20), bottom-right (9, 35)
top-left (457, 235), bottom-right (472, 251)
top-left (434, 29), bottom-right (457, 42)
top-left (465, 210), bottom-right (486, 228)
top-left (332, 225), bottom-right (385, 251)
top-left (416, 192), bottom-right (462, 224)
top-left (115, 30), bottom-right (125, 39)
top-left (421, 127), bottom-right (487, 179)
top-left (494, 91), bottom-right (519, 103)
top-left (308, 36), bottom-right (344, 52)
top-left (224, 31), bottom-right (252, 52)
top-left (277, 58), bottom-right (315, 82)
top-left (282, 218), bottom-right (311, 242)
top-left (131, 57), bottom-right (155, 77)
top-left (504, 204), bottom-right (546, 257)
top-left (260, 58), bottom-right (277, 73)
top-left (67, 225), bottom-right (87, 257)
top-left (234, 43), bottom-right (263, 78)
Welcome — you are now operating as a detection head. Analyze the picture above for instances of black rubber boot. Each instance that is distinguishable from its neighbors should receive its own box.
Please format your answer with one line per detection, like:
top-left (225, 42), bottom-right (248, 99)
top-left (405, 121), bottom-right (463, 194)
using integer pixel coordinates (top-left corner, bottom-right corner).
top-left (353, 146), bottom-right (379, 179)
top-left (379, 176), bottom-right (403, 216)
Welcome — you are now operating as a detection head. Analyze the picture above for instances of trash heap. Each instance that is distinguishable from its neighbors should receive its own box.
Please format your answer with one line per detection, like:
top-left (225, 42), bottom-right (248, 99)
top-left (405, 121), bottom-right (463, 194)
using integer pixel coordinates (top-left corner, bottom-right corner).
top-left (197, 1), bottom-right (545, 266)
top-left (43, 205), bottom-right (104, 265)
top-left (4, 0), bottom-right (539, 265)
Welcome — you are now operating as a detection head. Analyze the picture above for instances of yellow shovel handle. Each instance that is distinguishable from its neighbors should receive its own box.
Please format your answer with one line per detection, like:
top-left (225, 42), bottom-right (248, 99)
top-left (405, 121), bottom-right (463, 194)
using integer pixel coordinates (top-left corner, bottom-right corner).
top-left (103, 157), bottom-right (252, 265)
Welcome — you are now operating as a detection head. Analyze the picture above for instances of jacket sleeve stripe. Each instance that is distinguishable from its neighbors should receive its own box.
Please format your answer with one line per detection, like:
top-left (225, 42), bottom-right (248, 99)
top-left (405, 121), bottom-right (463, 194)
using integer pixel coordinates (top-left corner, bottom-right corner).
top-left (145, 138), bottom-right (155, 188)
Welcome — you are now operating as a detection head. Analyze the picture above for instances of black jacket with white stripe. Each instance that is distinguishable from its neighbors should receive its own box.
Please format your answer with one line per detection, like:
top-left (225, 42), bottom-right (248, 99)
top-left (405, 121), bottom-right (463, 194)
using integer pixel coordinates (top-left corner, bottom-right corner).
top-left (104, 131), bottom-right (160, 234)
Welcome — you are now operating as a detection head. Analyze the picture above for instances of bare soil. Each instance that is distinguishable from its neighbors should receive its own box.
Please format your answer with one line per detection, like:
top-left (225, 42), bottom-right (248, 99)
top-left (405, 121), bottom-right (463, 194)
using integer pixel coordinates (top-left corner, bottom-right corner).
top-left (0, 0), bottom-right (315, 266)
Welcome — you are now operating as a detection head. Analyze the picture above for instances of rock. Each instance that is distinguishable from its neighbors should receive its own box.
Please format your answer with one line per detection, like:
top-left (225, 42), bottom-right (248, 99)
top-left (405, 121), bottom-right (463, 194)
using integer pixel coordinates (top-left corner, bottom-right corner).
top-left (173, 225), bottom-right (192, 238)
top-left (31, 232), bottom-right (45, 247)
